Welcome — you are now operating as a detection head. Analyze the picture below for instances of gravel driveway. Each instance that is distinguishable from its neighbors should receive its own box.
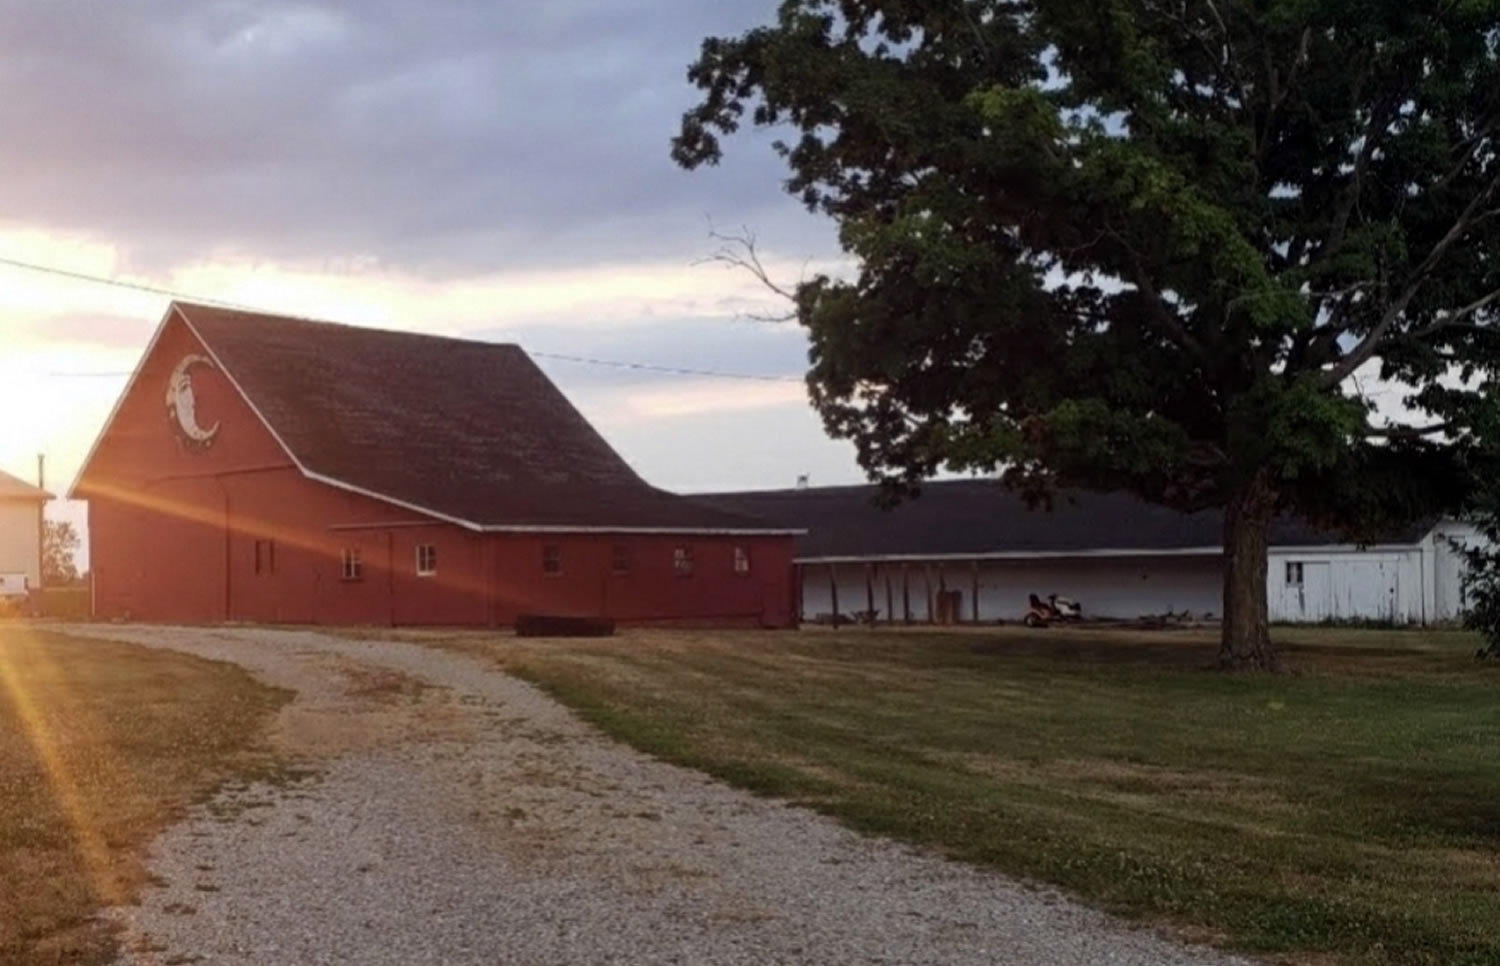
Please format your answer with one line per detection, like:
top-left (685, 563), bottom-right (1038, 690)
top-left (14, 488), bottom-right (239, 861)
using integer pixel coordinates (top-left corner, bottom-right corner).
top-left (59, 625), bottom-right (1251, 966)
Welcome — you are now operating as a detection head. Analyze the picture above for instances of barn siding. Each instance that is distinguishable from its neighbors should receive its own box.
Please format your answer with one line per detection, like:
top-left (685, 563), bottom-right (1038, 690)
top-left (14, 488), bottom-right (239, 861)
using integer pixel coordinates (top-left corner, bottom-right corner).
top-left (81, 311), bottom-right (797, 629)
top-left (489, 533), bottom-right (794, 627)
top-left (90, 470), bottom-right (794, 628)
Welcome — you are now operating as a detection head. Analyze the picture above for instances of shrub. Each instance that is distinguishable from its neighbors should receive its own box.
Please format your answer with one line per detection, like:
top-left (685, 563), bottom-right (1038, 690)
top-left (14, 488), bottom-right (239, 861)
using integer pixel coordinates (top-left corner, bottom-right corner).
top-left (1457, 505), bottom-right (1500, 660)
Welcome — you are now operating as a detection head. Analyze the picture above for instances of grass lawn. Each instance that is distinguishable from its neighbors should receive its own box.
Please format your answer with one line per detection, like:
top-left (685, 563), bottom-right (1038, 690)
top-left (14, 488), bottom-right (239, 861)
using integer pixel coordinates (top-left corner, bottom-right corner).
top-left (403, 624), bottom-right (1500, 966)
top-left (0, 626), bottom-right (291, 966)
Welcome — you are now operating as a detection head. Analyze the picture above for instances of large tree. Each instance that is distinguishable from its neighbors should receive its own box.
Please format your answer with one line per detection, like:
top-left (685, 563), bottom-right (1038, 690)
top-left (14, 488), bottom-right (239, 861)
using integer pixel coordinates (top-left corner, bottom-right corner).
top-left (672, 0), bottom-right (1500, 668)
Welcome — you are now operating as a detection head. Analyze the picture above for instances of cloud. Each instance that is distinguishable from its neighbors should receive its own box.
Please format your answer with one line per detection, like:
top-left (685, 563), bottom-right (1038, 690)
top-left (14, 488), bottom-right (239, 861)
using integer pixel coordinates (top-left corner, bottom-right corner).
top-left (494, 316), bottom-right (811, 387)
top-left (0, 0), bottom-right (830, 278)
top-left (0, 0), bottom-right (872, 517)
top-left (595, 380), bottom-right (808, 421)
top-left (575, 394), bottom-right (866, 494)
top-left (11, 313), bottom-right (157, 351)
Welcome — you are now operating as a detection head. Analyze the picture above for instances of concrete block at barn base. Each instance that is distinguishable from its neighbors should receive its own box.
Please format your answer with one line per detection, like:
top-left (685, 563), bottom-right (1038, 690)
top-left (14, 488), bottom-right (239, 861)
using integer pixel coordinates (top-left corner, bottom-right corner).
top-left (515, 615), bottom-right (617, 638)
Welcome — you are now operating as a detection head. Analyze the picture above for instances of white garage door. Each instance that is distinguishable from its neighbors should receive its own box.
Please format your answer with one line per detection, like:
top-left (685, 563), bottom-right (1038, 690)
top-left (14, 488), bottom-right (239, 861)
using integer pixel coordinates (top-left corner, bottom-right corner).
top-left (1275, 556), bottom-right (1403, 623)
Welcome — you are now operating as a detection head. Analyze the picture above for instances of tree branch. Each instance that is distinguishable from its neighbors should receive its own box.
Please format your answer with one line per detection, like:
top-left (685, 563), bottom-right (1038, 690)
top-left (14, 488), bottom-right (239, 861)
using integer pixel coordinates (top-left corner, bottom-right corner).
top-left (1407, 285), bottom-right (1500, 340)
top-left (1325, 89), bottom-right (1401, 256)
top-left (1257, 28), bottom-right (1310, 163)
top-left (1141, 0), bottom-right (1246, 109)
top-left (1120, 245), bottom-right (1208, 360)
top-left (1364, 421), bottom-right (1450, 439)
top-left (694, 219), bottom-right (800, 323)
top-left (1433, 115), bottom-right (1499, 195)
top-left (1323, 169), bottom-right (1500, 387)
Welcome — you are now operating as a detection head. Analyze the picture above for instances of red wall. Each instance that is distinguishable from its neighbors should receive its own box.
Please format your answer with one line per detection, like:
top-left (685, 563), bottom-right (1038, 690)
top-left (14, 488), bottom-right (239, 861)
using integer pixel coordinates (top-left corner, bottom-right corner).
top-left (489, 533), bottom-right (794, 627)
top-left (81, 312), bottom-right (796, 628)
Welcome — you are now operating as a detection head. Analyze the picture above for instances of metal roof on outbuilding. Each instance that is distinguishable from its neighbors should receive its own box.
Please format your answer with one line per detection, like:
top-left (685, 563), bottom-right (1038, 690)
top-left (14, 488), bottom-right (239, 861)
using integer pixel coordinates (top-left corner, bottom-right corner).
top-left (691, 480), bottom-right (1440, 560)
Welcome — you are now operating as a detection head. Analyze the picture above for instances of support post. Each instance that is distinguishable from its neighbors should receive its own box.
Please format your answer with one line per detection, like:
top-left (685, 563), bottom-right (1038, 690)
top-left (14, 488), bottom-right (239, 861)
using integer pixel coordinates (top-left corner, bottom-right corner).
top-left (902, 563), bottom-right (911, 624)
top-left (885, 570), bottom-right (894, 627)
top-left (971, 559), bottom-right (980, 623)
top-left (924, 564), bottom-right (934, 625)
top-left (35, 453), bottom-right (44, 597)
top-left (828, 563), bottom-right (840, 627)
top-left (865, 563), bottom-right (875, 624)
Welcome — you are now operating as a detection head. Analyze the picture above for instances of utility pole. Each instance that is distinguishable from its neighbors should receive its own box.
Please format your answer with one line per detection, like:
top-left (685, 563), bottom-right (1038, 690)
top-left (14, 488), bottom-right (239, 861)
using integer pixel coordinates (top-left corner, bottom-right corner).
top-left (36, 453), bottom-right (46, 595)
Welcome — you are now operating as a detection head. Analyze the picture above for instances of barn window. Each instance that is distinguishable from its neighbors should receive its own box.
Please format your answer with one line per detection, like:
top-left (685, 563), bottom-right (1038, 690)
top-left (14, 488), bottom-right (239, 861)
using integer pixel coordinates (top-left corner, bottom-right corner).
top-left (733, 545), bottom-right (751, 575)
top-left (543, 544), bottom-right (562, 575)
top-left (341, 548), bottom-right (363, 581)
top-left (416, 544), bottom-right (438, 577)
top-left (673, 546), bottom-right (694, 576)
top-left (611, 544), bottom-right (631, 574)
top-left (1286, 562), bottom-right (1304, 586)
top-left (254, 540), bottom-right (276, 576)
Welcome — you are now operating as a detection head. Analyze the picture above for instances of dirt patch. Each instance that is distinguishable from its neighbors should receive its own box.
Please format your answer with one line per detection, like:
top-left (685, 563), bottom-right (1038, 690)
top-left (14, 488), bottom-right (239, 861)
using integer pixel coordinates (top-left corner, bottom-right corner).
top-left (269, 655), bottom-right (470, 759)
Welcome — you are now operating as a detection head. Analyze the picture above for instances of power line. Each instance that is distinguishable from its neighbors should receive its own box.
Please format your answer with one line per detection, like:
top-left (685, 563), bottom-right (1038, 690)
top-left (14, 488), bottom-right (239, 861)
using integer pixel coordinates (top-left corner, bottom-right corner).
top-left (530, 351), bottom-right (801, 383)
top-left (47, 358), bottom-right (805, 384)
top-left (0, 255), bottom-right (243, 307)
top-left (1, 255), bottom-right (804, 385)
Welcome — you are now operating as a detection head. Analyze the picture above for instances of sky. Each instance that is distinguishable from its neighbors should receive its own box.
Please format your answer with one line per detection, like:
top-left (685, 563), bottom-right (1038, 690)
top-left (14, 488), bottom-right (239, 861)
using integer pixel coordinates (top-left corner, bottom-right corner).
top-left (0, 1), bottom-right (1428, 575)
top-left (0, 0), bottom-right (877, 566)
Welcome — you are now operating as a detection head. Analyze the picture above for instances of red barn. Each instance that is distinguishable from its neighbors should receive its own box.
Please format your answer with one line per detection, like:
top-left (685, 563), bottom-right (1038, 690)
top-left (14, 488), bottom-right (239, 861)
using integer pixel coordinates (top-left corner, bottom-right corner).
top-left (71, 302), bottom-right (800, 628)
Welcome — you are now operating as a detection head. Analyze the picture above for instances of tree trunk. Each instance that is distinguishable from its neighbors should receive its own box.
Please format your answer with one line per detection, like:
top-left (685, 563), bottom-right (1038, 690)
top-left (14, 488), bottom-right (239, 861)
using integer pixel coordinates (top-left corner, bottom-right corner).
top-left (1220, 472), bottom-right (1279, 671)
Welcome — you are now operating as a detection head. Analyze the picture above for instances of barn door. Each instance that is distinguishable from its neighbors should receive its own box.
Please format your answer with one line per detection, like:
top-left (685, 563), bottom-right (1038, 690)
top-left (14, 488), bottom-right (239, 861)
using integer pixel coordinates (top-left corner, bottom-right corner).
top-left (1281, 561), bottom-right (1333, 622)
top-left (1329, 559), bottom-right (1402, 623)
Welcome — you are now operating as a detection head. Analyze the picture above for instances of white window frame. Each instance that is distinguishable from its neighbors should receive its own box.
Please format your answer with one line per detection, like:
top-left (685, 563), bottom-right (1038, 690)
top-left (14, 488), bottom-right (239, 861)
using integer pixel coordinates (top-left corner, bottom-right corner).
top-left (733, 545), bottom-right (751, 575)
top-left (416, 544), bottom-right (438, 577)
top-left (1285, 561), bottom-right (1304, 586)
top-left (342, 548), bottom-right (363, 581)
top-left (674, 546), bottom-right (694, 577)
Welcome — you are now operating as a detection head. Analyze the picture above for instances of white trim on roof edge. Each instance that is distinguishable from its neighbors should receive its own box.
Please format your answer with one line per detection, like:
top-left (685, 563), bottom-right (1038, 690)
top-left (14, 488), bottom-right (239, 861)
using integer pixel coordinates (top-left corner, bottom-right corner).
top-left (72, 302), bottom-right (801, 536)
top-left (479, 524), bottom-right (807, 535)
top-left (325, 519), bottom-right (806, 535)
top-left (66, 303), bottom-right (179, 501)
top-left (794, 540), bottom-right (1433, 564)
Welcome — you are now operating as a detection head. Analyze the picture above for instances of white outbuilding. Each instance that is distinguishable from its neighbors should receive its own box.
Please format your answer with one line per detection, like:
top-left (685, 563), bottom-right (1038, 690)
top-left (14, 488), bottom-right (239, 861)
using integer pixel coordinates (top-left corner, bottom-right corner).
top-left (695, 481), bottom-right (1479, 626)
top-left (0, 469), bottom-right (49, 601)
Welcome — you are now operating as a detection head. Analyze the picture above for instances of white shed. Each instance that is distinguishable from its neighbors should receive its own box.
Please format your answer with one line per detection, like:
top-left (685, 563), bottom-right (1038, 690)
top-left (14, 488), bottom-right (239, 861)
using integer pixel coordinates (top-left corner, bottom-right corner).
top-left (694, 482), bottom-right (1478, 627)
top-left (0, 469), bottom-right (49, 593)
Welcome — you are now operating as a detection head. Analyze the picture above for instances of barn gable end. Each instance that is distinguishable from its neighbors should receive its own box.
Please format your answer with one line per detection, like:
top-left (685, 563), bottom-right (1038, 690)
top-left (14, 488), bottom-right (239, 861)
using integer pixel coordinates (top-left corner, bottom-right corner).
top-left (75, 302), bottom-right (797, 535)
top-left (73, 305), bottom-right (297, 501)
top-left (72, 301), bottom-right (800, 628)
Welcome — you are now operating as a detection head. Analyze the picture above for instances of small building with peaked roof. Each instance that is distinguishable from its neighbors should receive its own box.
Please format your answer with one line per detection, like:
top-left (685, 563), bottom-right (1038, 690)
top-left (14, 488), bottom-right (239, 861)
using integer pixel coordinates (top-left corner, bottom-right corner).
top-left (694, 481), bottom-right (1479, 626)
top-left (72, 302), bottom-right (800, 628)
top-left (0, 469), bottom-right (50, 595)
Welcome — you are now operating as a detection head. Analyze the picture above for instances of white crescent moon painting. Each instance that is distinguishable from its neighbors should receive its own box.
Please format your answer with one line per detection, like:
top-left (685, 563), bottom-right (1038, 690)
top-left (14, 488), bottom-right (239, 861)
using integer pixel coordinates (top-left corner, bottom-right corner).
top-left (166, 353), bottom-right (221, 448)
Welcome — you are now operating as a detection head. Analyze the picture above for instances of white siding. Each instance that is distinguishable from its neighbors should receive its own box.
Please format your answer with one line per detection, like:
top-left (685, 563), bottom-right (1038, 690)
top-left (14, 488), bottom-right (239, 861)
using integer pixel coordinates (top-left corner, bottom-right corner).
top-left (1267, 550), bottom-right (1423, 624)
top-left (800, 530), bottom-right (1475, 626)
top-left (1431, 522), bottom-right (1485, 622)
top-left (801, 555), bottom-right (1223, 623)
top-left (0, 500), bottom-right (42, 587)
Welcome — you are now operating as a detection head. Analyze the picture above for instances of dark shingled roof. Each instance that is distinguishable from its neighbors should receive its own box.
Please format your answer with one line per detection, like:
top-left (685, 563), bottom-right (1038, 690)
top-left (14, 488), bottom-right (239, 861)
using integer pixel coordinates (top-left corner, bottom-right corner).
top-left (0, 469), bottom-right (49, 501)
top-left (174, 302), bottom-right (790, 532)
top-left (691, 480), bottom-right (1440, 559)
